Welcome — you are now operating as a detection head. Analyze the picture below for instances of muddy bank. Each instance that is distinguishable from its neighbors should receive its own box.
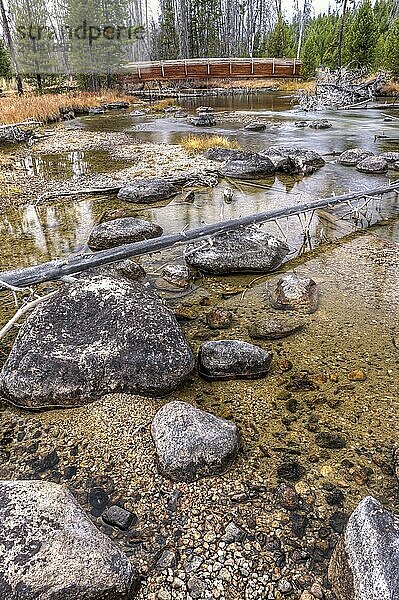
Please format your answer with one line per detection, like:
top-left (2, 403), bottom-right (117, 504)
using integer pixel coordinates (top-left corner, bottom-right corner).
top-left (0, 231), bottom-right (399, 598)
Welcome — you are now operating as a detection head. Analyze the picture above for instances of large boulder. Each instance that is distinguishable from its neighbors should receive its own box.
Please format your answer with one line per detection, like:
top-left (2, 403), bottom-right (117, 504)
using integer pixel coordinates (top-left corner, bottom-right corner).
top-left (203, 148), bottom-right (258, 162)
top-left (338, 148), bottom-right (374, 166)
top-left (328, 496), bottom-right (399, 600)
top-left (185, 226), bottom-right (289, 274)
top-left (260, 146), bottom-right (325, 173)
top-left (0, 125), bottom-right (32, 146)
top-left (117, 178), bottom-right (178, 203)
top-left (0, 276), bottom-right (194, 409)
top-left (151, 400), bottom-right (240, 482)
top-left (219, 156), bottom-right (276, 179)
top-left (269, 273), bottom-right (318, 314)
top-left (0, 480), bottom-right (139, 599)
top-left (356, 155), bottom-right (389, 173)
top-left (198, 340), bottom-right (272, 380)
top-left (87, 217), bottom-right (163, 251)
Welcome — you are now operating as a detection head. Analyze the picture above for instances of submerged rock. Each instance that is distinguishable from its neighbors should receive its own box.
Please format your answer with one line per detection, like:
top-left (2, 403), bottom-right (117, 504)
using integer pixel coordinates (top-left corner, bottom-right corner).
top-left (338, 148), bottom-right (374, 166)
top-left (244, 121), bottom-right (266, 131)
top-left (188, 114), bottom-right (216, 126)
top-left (151, 400), bottom-right (239, 482)
top-left (80, 259), bottom-right (146, 282)
top-left (0, 480), bottom-right (139, 599)
top-left (356, 155), bottom-right (389, 173)
top-left (219, 156), bottom-right (276, 179)
top-left (117, 178), bottom-right (178, 203)
top-left (269, 273), bottom-right (318, 314)
top-left (185, 226), bottom-right (289, 274)
top-left (248, 313), bottom-right (305, 340)
top-left (198, 340), bottom-right (272, 380)
top-left (161, 264), bottom-right (193, 288)
top-left (206, 308), bottom-right (233, 329)
top-left (0, 276), bottom-right (194, 409)
top-left (328, 496), bottom-right (399, 600)
top-left (87, 217), bottom-right (163, 250)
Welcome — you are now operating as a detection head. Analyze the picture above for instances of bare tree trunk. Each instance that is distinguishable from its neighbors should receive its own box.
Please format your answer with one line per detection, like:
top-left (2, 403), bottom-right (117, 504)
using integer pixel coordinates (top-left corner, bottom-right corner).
top-left (0, 0), bottom-right (23, 94)
top-left (338, 0), bottom-right (348, 69)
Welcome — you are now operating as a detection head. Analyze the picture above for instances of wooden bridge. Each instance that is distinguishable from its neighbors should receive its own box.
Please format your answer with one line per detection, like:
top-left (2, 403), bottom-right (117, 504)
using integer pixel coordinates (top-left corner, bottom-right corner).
top-left (124, 58), bottom-right (301, 82)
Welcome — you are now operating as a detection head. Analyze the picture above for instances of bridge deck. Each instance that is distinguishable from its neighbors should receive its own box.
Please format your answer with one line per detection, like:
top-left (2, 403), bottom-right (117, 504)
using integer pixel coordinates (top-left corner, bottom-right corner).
top-left (124, 57), bottom-right (301, 81)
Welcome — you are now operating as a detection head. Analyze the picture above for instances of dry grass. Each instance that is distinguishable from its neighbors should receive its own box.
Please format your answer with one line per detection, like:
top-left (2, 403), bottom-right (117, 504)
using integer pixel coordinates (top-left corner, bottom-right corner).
top-left (382, 79), bottom-right (399, 96)
top-left (180, 134), bottom-right (240, 154)
top-left (0, 90), bottom-right (133, 125)
top-left (214, 78), bottom-right (315, 92)
top-left (149, 98), bottom-right (179, 112)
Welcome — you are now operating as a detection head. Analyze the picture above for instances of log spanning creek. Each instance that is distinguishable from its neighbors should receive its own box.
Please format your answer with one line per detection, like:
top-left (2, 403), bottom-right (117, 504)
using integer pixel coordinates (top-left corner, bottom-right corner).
top-left (0, 92), bottom-right (399, 599)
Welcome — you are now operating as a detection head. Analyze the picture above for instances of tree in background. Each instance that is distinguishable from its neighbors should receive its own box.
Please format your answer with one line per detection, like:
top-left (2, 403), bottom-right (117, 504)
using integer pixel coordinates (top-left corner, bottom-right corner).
top-left (301, 13), bottom-right (339, 77)
top-left (264, 14), bottom-right (295, 57)
top-left (0, 37), bottom-right (12, 79)
top-left (384, 17), bottom-right (399, 75)
top-left (157, 0), bottom-right (179, 59)
top-left (344, 0), bottom-right (377, 69)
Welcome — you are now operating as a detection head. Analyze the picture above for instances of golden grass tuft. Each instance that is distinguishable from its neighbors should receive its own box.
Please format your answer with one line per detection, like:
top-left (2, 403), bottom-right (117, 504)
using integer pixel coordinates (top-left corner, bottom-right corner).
top-left (0, 90), bottom-right (134, 125)
top-left (180, 134), bottom-right (240, 154)
top-left (149, 97), bottom-right (179, 112)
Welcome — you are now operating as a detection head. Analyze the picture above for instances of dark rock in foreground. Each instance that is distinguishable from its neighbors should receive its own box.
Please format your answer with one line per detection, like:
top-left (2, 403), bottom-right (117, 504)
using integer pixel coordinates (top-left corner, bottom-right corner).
top-left (0, 276), bottom-right (194, 409)
top-left (87, 217), bottom-right (163, 250)
top-left (269, 273), bottom-right (318, 314)
top-left (0, 125), bottom-right (32, 145)
top-left (329, 496), bottom-right (399, 600)
top-left (338, 148), bottom-right (373, 166)
top-left (0, 480), bottom-right (139, 599)
top-left (185, 226), bottom-right (289, 274)
top-left (248, 313), bottom-right (305, 340)
top-left (219, 156), bottom-right (276, 179)
top-left (102, 505), bottom-right (137, 530)
top-left (356, 155), bottom-right (389, 173)
top-left (117, 178), bottom-right (178, 203)
top-left (198, 340), bottom-right (272, 380)
top-left (151, 400), bottom-right (240, 482)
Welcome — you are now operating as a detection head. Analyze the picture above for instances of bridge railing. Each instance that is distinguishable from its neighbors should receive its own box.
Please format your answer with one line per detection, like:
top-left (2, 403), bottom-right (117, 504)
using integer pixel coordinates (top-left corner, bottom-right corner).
top-left (124, 57), bottom-right (301, 81)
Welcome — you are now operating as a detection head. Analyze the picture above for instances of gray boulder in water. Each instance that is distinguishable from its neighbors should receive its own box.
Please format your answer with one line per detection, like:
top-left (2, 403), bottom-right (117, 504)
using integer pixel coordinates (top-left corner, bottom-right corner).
top-left (0, 480), bottom-right (139, 599)
top-left (151, 400), bottom-right (240, 482)
top-left (380, 151), bottom-right (399, 163)
top-left (219, 156), bottom-right (276, 179)
top-left (117, 178), bottom-right (178, 203)
top-left (244, 121), bottom-right (267, 131)
top-left (204, 148), bottom-right (259, 162)
top-left (198, 340), bottom-right (272, 380)
top-left (0, 125), bottom-right (32, 145)
top-left (185, 226), bottom-right (289, 274)
top-left (260, 146), bottom-right (325, 173)
top-left (87, 217), bottom-right (163, 250)
top-left (338, 148), bottom-right (374, 166)
top-left (0, 275), bottom-right (194, 409)
top-left (328, 496), bottom-right (399, 600)
top-left (188, 114), bottom-right (216, 126)
top-left (356, 155), bottom-right (389, 173)
top-left (269, 273), bottom-right (318, 314)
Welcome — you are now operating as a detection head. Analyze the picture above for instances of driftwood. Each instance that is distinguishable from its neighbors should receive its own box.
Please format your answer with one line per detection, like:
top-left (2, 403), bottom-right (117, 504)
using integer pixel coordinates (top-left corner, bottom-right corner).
top-left (0, 182), bottom-right (398, 289)
top-left (298, 68), bottom-right (387, 111)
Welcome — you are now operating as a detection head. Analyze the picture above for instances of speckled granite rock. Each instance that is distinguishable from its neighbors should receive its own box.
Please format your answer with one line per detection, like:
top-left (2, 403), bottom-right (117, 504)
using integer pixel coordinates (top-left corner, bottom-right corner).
top-left (0, 480), bottom-right (139, 599)
top-left (269, 273), bottom-right (318, 314)
top-left (338, 148), bottom-right (374, 166)
top-left (198, 340), bottom-right (272, 380)
top-left (87, 217), bottom-right (163, 250)
top-left (260, 146), bottom-right (325, 173)
top-left (185, 226), bottom-right (289, 274)
top-left (151, 400), bottom-right (240, 482)
top-left (203, 148), bottom-right (258, 162)
top-left (117, 178), bottom-right (178, 203)
top-left (356, 156), bottom-right (389, 173)
top-left (219, 156), bottom-right (276, 179)
top-left (328, 496), bottom-right (399, 600)
top-left (380, 151), bottom-right (399, 163)
top-left (0, 276), bottom-right (194, 409)
top-left (248, 313), bottom-right (305, 339)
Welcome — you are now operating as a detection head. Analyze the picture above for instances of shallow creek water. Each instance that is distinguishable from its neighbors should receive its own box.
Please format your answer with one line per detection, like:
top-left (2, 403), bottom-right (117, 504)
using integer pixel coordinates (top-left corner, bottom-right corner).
top-left (0, 92), bottom-right (399, 597)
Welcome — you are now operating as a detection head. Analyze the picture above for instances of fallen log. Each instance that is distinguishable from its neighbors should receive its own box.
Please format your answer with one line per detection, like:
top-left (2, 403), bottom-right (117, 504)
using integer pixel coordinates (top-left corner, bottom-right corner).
top-left (1, 182), bottom-right (398, 289)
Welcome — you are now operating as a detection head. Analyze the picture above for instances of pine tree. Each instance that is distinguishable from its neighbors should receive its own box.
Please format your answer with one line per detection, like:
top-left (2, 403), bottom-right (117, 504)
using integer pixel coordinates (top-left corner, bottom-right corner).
top-left (384, 17), bottom-right (399, 75)
top-left (157, 0), bottom-right (179, 59)
top-left (301, 13), bottom-right (339, 77)
top-left (0, 37), bottom-right (12, 79)
top-left (265, 15), bottom-right (295, 58)
top-left (344, 0), bottom-right (377, 69)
